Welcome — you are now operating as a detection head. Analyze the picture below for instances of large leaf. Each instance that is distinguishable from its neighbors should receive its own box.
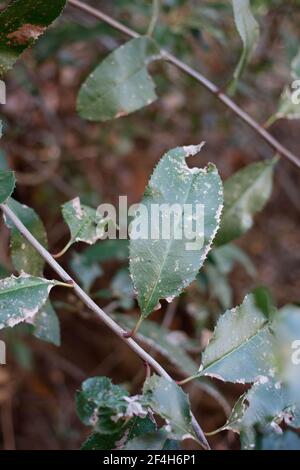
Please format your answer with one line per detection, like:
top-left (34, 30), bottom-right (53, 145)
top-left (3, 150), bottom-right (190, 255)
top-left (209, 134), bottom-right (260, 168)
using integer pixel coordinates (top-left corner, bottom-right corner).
top-left (229, 0), bottom-right (259, 94)
top-left (0, 274), bottom-right (59, 329)
top-left (4, 198), bottom-right (47, 276)
top-left (143, 375), bottom-right (197, 442)
top-left (0, 170), bottom-right (15, 204)
top-left (215, 159), bottom-right (276, 246)
top-left (197, 293), bottom-right (275, 383)
top-left (0, 0), bottom-right (66, 76)
top-left (77, 37), bottom-right (161, 122)
top-left (130, 145), bottom-right (223, 319)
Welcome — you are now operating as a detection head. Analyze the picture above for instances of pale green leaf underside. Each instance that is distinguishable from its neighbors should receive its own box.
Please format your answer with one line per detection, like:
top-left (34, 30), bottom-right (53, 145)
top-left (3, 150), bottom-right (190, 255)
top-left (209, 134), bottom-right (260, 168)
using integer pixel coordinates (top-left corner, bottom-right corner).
top-left (198, 294), bottom-right (275, 383)
top-left (215, 159), bottom-right (276, 246)
top-left (77, 36), bottom-right (161, 122)
top-left (229, 0), bottom-right (259, 93)
top-left (0, 274), bottom-right (58, 329)
top-left (0, 0), bottom-right (66, 76)
top-left (62, 197), bottom-right (107, 247)
top-left (0, 170), bottom-right (15, 204)
top-left (130, 145), bottom-right (223, 318)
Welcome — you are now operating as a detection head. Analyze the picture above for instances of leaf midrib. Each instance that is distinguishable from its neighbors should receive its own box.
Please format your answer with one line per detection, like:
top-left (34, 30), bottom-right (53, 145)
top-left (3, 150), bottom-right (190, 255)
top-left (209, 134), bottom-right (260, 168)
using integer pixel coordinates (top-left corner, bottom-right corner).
top-left (201, 320), bottom-right (269, 374)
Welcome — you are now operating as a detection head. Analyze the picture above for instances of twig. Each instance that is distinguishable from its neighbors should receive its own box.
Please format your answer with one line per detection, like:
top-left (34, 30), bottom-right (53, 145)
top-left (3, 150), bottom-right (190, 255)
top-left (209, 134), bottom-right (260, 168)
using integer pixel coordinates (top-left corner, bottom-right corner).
top-left (0, 202), bottom-right (210, 450)
top-left (67, 0), bottom-right (300, 170)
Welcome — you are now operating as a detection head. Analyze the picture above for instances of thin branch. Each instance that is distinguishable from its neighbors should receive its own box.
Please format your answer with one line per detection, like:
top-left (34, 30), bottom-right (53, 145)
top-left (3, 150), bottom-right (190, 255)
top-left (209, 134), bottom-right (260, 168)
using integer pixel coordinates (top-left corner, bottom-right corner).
top-left (68, 0), bottom-right (300, 170)
top-left (0, 202), bottom-right (210, 450)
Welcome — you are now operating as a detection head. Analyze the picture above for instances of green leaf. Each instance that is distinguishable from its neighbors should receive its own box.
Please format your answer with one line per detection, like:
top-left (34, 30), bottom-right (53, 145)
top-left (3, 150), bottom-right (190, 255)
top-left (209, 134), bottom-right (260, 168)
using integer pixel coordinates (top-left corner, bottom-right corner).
top-left (111, 269), bottom-right (135, 310)
top-left (4, 198), bottom-right (60, 345)
top-left (229, 0), bottom-right (259, 94)
top-left (0, 274), bottom-right (59, 329)
top-left (0, 0), bottom-right (66, 76)
top-left (77, 36), bottom-right (161, 122)
top-left (130, 145), bottom-right (223, 319)
top-left (143, 375), bottom-right (197, 442)
top-left (76, 377), bottom-right (148, 435)
top-left (198, 293), bottom-right (275, 383)
top-left (4, 198), bottom-right (47, 276)
top-left (60, 197), bottom-right (108, 253)
top-left (215, 160), bottom-right (276, 246)
top-left (0, 170), bottom-right (15, 204)
top-left (113, 314), bottom-right (198, 376)
top-left (33, 300), bottom-right (60, 346)
top-left (267, 49), bottom-right (300, 125)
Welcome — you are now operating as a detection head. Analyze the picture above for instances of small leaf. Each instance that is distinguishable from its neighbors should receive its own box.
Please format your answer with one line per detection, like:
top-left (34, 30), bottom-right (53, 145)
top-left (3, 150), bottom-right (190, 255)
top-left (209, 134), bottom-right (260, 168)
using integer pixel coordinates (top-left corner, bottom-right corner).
top-left (0, 274), bottom-right (59, 329)
top-left (229, 0), bottom-right (259, 94)
top-left (143, 375), bottom-right (197, 442)
top-left (77, 37), bottom-right (161, 122)
top-left (0, 0), bottom-right (66, 76)
top-left (215, 159), bottom-right (276, 246)
top-left (113, 314), bottom-right (198, 376)
top-left (198, 293), bottom-right (275, 383)
top-left (267, 49), bottom-right (300, 125)
top-left (130, 145), bottom-right (223, 319)
top-left (60, 197), bottom-right (108, 253)
top-left (4, 198), bottom-right (47, 276)
top-left (34, 300), bottom-right (60, 346)
top-left (0, 170), bottom-right (15, 204)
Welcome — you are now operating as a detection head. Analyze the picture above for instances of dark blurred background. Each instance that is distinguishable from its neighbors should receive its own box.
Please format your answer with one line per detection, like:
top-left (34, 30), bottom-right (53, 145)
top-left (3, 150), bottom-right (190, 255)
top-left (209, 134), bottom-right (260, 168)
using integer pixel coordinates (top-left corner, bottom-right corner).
top-left (0, 0), bottom-right (299, 450)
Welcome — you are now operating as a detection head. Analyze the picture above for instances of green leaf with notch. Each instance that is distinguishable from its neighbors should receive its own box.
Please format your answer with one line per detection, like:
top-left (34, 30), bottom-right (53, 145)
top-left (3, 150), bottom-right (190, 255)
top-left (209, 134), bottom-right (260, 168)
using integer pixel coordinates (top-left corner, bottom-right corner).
top-left (130, 145), bottom-right (223, 320)
top-left (59, 197), bottom-right (108, 255)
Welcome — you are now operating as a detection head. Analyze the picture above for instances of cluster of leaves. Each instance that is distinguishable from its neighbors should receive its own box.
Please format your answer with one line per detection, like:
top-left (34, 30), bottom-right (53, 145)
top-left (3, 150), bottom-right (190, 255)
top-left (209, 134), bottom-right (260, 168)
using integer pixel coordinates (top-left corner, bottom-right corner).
top-left (76, 375), bottom-right (197, 450)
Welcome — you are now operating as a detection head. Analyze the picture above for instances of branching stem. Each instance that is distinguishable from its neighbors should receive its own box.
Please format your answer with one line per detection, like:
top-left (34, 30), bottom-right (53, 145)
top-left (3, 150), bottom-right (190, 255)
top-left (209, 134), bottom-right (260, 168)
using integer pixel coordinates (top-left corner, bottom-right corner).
top-left (68, 0), bottom-right (300, 169)
top-left (0, 202), bottom-right (210, 450)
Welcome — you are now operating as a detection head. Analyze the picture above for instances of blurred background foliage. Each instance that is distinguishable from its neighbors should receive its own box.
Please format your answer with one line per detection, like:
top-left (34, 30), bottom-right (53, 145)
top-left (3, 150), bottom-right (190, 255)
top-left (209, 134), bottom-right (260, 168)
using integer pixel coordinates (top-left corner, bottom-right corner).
top-left (0, 0), bottom-right (300, 450)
